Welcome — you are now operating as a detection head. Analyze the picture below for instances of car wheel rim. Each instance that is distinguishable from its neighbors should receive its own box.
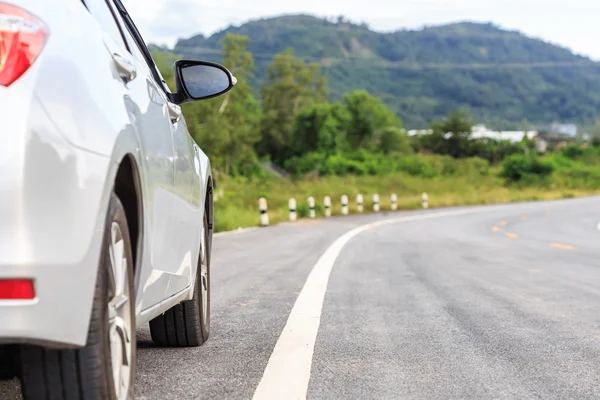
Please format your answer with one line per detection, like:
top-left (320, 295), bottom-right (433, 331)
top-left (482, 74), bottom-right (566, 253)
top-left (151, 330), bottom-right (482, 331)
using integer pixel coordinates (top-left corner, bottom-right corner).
top-left (200, 226), bottom-right (208, 323)
top-left (108, 222), bottom-right (132, 400)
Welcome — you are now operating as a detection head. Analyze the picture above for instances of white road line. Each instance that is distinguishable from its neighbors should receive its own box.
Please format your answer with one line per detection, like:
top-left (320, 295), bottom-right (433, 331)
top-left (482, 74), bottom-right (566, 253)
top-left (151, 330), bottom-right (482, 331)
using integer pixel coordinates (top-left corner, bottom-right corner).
top-left (597, 222), bottom-right (600, 232)
top-left (252, 208), bottom-right (485, 400)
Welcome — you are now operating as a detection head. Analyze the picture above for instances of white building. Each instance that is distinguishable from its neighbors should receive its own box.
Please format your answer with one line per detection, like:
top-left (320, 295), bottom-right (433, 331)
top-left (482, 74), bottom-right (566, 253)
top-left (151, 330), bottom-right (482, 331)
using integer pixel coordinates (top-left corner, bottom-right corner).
top-left (408, 125), bottom-right (538, 143)
top-left (470, 124), bottom-right (538, 143)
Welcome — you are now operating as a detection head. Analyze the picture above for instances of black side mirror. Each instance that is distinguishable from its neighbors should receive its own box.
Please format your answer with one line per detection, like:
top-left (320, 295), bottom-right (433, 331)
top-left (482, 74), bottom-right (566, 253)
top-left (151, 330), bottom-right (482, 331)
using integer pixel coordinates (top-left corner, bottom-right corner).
top-left (169, 60), bottom-right (237, 105)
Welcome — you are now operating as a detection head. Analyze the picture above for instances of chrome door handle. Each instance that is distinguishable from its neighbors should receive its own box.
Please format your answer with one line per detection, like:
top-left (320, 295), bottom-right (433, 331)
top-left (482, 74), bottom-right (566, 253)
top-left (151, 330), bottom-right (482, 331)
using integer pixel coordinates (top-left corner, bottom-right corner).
top-left (166, 101), bottom-right (182, 123)
top-left (112, 53), bottom-right (137, 83)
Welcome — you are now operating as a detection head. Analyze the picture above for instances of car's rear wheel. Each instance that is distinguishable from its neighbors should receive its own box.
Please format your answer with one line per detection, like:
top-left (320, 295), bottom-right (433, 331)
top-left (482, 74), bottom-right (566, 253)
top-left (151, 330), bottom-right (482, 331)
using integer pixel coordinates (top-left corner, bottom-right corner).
top-left (149, 211), bottom-right (210, 346)
top-left (19, 194), bottom-right (136, 400)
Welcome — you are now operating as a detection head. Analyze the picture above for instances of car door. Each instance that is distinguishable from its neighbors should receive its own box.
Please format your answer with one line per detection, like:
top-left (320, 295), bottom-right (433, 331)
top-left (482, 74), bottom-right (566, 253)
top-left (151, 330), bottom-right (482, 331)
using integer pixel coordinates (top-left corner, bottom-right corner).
top-left (109, 0), bottom-right (198, 304)
top-left (170, 110), bottom-right (204, 295)
top-left (85, 0), bottom-right (183, 311)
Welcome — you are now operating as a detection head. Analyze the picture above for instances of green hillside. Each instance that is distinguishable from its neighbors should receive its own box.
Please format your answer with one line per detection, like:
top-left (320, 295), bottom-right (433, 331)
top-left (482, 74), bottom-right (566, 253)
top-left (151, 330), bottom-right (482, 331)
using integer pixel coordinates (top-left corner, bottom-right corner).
top-left (173, 15), bottom-right (600, 129)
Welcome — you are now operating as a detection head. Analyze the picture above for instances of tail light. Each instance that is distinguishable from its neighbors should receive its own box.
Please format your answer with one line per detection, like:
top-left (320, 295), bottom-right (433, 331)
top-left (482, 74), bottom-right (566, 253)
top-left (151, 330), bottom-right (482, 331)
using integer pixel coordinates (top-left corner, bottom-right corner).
top-left (0, 279), bottom-right (35, 300)
top-left (0, 2), bottom-right (48, 87)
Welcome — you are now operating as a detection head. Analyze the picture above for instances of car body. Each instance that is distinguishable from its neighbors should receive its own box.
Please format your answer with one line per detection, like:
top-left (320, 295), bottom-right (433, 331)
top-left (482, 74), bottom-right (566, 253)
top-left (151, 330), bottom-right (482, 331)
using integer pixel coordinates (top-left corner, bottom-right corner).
top-left (0, 0), bottom-right (231, 397)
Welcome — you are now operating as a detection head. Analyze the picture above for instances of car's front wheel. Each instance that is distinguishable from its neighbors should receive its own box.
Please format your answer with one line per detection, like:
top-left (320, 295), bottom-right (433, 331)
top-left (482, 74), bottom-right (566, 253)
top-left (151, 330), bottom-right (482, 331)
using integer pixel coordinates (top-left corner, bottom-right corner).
top-left (20, 194), bottom-right (136, 400)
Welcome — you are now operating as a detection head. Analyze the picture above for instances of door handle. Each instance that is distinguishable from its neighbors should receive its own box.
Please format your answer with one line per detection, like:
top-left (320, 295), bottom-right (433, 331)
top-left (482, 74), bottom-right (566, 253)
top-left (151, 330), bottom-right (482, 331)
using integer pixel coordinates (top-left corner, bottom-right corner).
top-left (166, 101), bottom-right (182, 123)
top-left (112, 53), bottom-right (137, 83)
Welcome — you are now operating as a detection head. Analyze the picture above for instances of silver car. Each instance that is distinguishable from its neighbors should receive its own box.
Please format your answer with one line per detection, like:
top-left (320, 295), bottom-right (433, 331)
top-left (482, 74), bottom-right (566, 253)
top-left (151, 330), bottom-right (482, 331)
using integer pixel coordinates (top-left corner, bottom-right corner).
top-left (0, 0), bottom-right (233, 398)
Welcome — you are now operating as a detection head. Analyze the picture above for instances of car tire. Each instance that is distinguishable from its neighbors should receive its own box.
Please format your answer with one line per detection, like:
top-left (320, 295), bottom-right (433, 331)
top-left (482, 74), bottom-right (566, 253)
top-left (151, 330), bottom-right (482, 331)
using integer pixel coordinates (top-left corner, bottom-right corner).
top-left (149, 211), bottom-right (210, 347)
top-left (19, 193), bottom-right (136, 400)
top-left (0, 345), bottom-right (17, 379)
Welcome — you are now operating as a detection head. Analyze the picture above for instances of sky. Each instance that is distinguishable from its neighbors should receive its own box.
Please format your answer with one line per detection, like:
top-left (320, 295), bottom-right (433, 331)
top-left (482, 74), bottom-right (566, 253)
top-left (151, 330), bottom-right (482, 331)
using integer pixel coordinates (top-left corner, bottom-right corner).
top-left (123, 0), bottom-right (600, 60)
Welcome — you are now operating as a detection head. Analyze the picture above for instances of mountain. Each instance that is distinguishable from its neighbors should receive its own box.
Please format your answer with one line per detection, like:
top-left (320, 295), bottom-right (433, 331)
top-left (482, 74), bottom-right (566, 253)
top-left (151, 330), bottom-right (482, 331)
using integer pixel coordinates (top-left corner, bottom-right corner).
top-left (173, 15), bottom-right (600, 129)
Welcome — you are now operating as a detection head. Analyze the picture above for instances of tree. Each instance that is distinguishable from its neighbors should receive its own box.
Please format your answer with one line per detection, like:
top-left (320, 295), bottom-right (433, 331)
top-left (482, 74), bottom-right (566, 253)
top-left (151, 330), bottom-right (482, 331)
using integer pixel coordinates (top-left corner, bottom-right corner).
top-left (258, 49), bottom-right (327, 164)
top-left (378, 126), bottom-right (412, 155)
top-left (290, 102), bottom-right (350, 157)
top-left (151, 49), bottom-right (177, 89)
top-left (342, 90), bottom-right (400, 151)
top-left (426, 110), bottom-right (474, 158)
top-left (184, 34), bottom-right (262, 176)
top-left (592, 119), bottom-right (600, 147)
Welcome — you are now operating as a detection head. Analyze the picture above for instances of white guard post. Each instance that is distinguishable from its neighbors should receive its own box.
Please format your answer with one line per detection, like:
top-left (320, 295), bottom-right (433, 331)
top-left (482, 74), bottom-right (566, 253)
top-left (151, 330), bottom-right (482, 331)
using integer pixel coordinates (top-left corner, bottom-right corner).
top-left (356, 194), bottom-right (364, 213)
top-left (373, 194), bottom-right (380, 212)
top-left (341, 195), bottom-right (349, 215)
top-left (324, 196), bottom-right (332, 217)
top-left (391, 193), bottom-right (398, 211)
top-left (422, 192), bottom-right (429, 209)
top-left (258, 197), bottom-right (269, 226)
top-left (288, 198), bottom-right (297, 222)
top-left (308, 196), bottom-right (315, 218)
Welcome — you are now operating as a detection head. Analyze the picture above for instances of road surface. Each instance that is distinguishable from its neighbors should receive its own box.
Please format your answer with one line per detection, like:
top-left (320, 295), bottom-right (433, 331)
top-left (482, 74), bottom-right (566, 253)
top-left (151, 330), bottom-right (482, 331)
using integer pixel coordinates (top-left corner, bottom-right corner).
top-left (2, 197), bottom-right (600, 399)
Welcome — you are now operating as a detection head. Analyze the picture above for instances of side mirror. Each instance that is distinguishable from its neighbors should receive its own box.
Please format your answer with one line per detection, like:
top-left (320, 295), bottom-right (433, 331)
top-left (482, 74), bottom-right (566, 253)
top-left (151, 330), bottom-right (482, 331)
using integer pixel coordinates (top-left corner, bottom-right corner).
top-left (169, 60), bottom-right (237, 105)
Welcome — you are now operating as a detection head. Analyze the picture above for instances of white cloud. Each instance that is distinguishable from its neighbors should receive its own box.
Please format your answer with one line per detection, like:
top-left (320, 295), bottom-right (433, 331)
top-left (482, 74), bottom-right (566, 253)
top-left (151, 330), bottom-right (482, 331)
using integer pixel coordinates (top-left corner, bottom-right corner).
top-left (122, 0), bottom-right (600, 59)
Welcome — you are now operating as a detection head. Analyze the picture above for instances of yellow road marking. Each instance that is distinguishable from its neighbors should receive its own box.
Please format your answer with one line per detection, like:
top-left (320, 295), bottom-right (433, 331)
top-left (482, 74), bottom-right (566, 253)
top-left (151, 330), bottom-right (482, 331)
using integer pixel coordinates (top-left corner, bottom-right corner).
top-left (505, 233), bottom-right (518, 239)
top-left (492, 226), bottom-right (499, 232)
top-left (521, 215), bottom-right (527, 221)
top-left (499, 221), bottom-right (507, 226)
top-left (240, 299), bottom-right (259, 307)
top-left (550, 242), bottom-right (576, 251)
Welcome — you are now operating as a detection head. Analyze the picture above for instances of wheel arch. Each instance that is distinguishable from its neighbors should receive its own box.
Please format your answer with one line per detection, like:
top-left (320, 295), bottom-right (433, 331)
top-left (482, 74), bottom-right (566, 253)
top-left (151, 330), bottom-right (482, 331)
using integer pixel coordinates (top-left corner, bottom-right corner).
top-left (205, 174), bottom-right (214, 234)
top-left (113, 154), bottom-right (143, 276)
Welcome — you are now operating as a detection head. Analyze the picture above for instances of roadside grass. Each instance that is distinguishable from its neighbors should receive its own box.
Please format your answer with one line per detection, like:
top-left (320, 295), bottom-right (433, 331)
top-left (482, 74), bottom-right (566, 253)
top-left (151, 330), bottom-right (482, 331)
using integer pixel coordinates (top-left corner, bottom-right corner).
top-left (212, 170), bottom-right (599, 232)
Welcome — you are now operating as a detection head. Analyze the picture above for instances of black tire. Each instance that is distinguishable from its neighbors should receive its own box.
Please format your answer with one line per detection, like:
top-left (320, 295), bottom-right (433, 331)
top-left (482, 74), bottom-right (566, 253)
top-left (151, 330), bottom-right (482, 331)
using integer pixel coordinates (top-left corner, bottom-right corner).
top-left (0, 345), bottom-right (17, 379)
top-left (149, 211), bottom-right (211, 347)
top-left (19, 194), bottom-right (136, 400)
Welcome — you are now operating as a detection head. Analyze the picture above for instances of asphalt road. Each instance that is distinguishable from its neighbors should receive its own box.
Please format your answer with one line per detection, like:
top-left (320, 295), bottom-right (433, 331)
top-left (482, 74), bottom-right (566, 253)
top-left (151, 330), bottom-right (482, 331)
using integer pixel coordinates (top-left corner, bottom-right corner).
top-left (2, 197), bottom-right (600, 399)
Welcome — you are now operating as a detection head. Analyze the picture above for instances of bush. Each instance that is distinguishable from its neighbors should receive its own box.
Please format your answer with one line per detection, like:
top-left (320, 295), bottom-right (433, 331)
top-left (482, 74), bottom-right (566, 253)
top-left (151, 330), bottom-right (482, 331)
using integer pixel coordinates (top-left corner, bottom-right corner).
top-left (396, 155), bottom-right (440, 178)
top-left (560, 144), bottom-right (585, 159)
top-left (321, 154), bottom-right (368, 176)
top-left (284, 152), bottom-right (326, 174)
top-left (500, 154), bottom-right (555, 182)
top-left (427, 155), bottom-right (457, 175)
top-left (556, 165), bottom-right (600, 188)
top-left (457, 157), bottom-right (490, 176)
top-left (378, 126), bottom-right (413, 155)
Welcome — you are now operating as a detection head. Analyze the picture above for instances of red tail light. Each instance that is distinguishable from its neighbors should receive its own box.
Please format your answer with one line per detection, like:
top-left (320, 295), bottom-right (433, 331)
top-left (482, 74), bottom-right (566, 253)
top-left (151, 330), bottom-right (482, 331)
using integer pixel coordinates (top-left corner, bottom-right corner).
top-left (0, 2), bottom-right (48, 87)
top-left (0, 279), bottom-right (35, 300)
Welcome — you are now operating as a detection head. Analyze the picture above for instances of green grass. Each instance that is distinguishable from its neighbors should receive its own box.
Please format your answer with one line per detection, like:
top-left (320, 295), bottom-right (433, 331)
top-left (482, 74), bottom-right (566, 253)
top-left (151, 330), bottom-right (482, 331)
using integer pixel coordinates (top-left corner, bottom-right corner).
top-left (212, 169), bottom-right (599, 232)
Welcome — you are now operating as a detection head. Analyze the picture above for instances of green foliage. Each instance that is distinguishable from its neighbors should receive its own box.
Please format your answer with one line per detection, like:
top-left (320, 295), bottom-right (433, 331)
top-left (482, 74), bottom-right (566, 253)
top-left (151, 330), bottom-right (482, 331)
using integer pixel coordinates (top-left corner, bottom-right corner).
top-left (412, 110), bottom-right (525, 163)
top-left (284, 152), bottom-right (326, 174)
top-left (258, 49), bottom-right (327, 163)
top-left (500, 154), bottom-right (555, 182)
top-left (155, 35), bottom-right (262, 176)
top-left (343, 91), bottom-right (401, 150)
top-left (560, 144), bottom-right (585, 159)
top-left (321, 154), bottom-right (370, 176)
top-left (592, 120), bottom-right (600, 147)
top-left (457, 157), bottom-right (490, 176)
top-left (284, 150), bottom-right (494, 179)
top-left (151, 50), bottom-right (177, 87)
top-left (290, 102), bottom-right (350, 156)
top-left (173, 16), bottom-right (600, 129)
top-left (469, 138), bottom-right (525, 164)
top-left (154, 32), bottom-right (600, 217)
top-left (423, 110), bottom-right (474, 158)
top-left (555, 165), bottom-right (600, 189)
top-left (379, 126), bottom-right (412, 155)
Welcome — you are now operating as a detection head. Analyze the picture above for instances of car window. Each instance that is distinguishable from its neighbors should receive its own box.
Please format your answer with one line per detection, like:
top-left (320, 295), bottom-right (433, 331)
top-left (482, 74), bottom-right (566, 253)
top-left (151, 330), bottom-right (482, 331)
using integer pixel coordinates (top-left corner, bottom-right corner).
top-left (82, 0), bottom-right (128, 50)
top-left (110, 0), bottom-right (172, 94)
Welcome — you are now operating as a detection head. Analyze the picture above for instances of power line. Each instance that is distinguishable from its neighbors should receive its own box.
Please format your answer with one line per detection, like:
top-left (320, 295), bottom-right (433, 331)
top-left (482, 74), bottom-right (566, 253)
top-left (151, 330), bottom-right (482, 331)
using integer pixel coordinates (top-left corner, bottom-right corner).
top-left (173, 45), bottom-right (600, 70)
